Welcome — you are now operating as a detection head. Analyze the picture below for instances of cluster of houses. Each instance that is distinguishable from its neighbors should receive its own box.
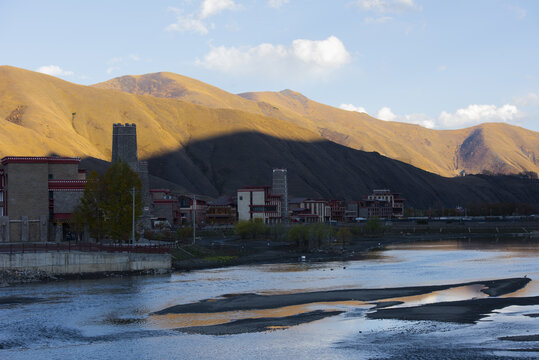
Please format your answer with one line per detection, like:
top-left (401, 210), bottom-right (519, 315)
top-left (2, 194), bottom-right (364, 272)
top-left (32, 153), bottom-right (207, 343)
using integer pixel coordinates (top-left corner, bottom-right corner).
top-left (0, 124), bottom-right (405, 242)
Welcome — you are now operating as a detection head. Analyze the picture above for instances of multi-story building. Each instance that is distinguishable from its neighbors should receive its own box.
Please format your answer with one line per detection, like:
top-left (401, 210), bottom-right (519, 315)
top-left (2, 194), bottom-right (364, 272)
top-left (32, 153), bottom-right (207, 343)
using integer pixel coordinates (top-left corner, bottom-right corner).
top-left (149, 189), bottom-right (179, 228)
top-left (206, 196), bottom-right (236, 225)
top-left (358, 189), bottom-right (405, 219)
top-left (0, 156), bottom-right (87, 242)
top-left (178, 195), bottom-right (208, 226)
top-left (237, 186), bottom-right (282, 224)
top-left (327, 199), bottom-right (346, 222)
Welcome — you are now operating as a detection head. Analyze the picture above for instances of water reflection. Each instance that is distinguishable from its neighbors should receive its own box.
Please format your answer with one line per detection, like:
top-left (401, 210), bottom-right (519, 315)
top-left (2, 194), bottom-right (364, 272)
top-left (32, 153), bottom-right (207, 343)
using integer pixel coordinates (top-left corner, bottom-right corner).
top-left (377, 284), bottom-right (488, 309)
top-left (0, 238), bottom-right (538, 359)
top-left (149, 301), bottom-right (369, 329)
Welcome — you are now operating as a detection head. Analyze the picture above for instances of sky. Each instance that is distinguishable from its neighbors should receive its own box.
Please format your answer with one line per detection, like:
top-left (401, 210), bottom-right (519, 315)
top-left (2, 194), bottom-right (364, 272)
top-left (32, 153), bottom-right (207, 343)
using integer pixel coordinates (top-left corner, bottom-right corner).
top-left (1, 0), bottom-right (538, 131)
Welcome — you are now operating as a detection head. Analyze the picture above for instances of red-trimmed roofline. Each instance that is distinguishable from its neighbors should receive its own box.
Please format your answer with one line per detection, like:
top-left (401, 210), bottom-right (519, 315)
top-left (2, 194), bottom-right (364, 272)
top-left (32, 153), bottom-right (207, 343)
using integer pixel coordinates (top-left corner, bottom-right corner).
top-left (48, 180), bottom-right (87, 190)
top-left (2, 156), bottom-right (81, 165)
top-left (53, 213), bottom-right (73, 220)
top-left (238, 186), bottom-right (270, 190)
top-left (153, 199), bottom-right (177, 204)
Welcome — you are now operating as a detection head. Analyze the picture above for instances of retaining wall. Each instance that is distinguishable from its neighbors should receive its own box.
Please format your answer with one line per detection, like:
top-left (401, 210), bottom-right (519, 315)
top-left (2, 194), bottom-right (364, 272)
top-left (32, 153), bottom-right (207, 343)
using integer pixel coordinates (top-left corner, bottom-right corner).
top-left (0, 251), bottom-right (171, 274)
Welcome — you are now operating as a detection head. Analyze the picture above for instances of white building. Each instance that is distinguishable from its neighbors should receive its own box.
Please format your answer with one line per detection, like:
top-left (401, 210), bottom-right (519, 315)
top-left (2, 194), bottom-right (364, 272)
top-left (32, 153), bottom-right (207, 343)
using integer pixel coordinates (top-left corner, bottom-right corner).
top-left (237, 186), bottom-right (282, 224)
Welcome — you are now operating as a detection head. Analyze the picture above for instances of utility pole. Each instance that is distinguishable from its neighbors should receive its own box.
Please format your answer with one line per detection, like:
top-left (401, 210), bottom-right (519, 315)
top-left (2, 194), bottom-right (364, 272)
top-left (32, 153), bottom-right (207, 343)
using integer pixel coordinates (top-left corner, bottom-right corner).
top-left (192, 194), bottom-right (196, 245)
top-left (132, 186), bottom-right (135, 245)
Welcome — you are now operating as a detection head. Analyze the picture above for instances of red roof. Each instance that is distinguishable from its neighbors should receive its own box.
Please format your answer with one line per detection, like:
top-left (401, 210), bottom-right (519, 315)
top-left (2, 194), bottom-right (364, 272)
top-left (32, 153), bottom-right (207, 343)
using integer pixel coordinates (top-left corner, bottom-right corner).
top-left (48, 180), bottom-right (87, 190)
top-left (2, 156), bottom-right (81, 165)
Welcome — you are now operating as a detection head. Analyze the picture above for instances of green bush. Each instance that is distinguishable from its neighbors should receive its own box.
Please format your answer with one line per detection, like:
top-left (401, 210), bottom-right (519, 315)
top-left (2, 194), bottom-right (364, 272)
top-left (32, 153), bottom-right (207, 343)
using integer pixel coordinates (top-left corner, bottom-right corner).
top-left (234, 219), bottom-right (269, 239)
top-left (177, 227), bottom-right (193, 241)
top-left (365, 217), bottom-right (383, 233)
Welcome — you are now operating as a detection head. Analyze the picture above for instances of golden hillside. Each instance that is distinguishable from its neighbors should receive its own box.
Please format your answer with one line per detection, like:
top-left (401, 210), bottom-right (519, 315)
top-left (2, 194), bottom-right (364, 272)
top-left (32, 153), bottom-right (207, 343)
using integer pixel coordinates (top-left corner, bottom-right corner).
top-left (240, 90), bottom-right (539, 177)
top-left (0, 66), bottom-right (321, 162)
top-left (2, 66), bottom-right (538, 180)
top-left (95, 71), bottom-right (539, 177)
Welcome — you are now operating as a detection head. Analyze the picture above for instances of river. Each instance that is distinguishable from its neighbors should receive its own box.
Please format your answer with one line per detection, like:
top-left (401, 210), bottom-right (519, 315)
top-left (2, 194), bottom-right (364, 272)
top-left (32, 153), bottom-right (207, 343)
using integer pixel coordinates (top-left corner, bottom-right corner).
top-left (1, 238), bottom-right (538, 359)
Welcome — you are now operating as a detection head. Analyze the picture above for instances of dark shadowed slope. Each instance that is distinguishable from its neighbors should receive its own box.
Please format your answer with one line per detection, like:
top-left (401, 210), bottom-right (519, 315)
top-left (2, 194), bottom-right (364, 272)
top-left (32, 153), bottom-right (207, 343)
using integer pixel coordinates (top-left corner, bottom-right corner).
top-left (137, 132), bottom-right (539, 208)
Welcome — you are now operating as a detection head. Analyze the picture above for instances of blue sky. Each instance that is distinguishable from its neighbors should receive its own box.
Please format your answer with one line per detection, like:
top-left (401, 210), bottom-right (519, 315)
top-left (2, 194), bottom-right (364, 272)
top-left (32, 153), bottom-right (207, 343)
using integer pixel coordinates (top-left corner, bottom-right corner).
top-left (1, 0), bottom-right (538, 131)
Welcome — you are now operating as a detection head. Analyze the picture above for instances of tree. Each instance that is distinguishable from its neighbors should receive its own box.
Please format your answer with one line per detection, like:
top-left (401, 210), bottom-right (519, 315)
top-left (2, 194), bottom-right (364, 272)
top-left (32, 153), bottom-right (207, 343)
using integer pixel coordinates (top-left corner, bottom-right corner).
top-left (337, 227), bottom-right (352, 246)
top-left (234, 220), bottom-right (252, 239)
top-left (74, 161), bottom-right (142, 242)
top-left (101, 162), bottom-right (143, 242)
top-left (365, 217), bottom-right (383, 234)
top-left (73, 171), bottom-right (106, 242)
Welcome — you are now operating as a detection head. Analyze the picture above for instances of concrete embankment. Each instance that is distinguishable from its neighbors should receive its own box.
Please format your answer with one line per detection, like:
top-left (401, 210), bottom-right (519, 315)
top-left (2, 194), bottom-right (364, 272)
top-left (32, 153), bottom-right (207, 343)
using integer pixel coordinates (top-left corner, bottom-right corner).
top-left (0, 251), bottom-right (171, 285)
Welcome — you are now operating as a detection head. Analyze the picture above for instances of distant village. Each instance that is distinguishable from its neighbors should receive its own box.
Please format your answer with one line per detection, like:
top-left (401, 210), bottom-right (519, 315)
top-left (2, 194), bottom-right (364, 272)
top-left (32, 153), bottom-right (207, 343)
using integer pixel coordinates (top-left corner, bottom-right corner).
top-left (0, 123), bottom-right (405, 242)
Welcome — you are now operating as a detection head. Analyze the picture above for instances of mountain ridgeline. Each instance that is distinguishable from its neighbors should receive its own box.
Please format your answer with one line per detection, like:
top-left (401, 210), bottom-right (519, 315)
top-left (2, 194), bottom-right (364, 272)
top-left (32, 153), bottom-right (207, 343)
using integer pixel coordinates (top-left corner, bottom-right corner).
top-left (1, 66), bottom-right (539, 208)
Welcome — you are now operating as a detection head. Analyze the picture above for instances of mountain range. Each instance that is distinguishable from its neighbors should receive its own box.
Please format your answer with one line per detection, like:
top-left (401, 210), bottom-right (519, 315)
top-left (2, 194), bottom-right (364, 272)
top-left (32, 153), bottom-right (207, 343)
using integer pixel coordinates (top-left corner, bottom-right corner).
top-left (1, 65), bottom-right (538, 208)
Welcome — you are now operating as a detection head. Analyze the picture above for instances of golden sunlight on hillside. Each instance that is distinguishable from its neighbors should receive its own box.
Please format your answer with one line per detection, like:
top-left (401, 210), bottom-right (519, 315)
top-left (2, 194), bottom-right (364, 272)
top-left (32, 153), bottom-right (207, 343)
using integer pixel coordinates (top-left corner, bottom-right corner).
top-left (0, 66), bottom-right (320, 162)
top-left (2, 66), bottom-right (538, 178)
top-left (95, 71), bottom-right (539, 177)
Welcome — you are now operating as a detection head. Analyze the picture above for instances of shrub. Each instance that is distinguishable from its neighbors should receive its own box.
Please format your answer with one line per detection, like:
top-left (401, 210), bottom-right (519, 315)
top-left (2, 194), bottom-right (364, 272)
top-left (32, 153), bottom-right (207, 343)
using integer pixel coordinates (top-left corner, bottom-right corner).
top-left (365, 217), bottom-right (383, 233)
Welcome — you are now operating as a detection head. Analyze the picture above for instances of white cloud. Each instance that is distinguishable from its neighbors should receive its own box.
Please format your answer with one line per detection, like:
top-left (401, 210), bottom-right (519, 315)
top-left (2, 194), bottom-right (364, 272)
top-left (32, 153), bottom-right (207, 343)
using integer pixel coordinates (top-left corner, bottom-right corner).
top-left (200, 0), bottom-right (239, 19)
top-left (340, 104), bottom-right (367, 113)
top-left (36, 65), bottom-right (74, 77)
top-left (292, 37), bottom-right (351, 67)
top-left (438, 65), bottom-right (447, 72)
top-left (197, 36), bottom-right (351, 76)
top-left (513, 93), bottom-right (539, 107)
top-left (438, 104), bottom-right (521, 128)
top-left (376, 104), bottom-right (524, 129)
top-left (371, 103), bottom-right (521, 129)
top-left (354, 0), bottom-right (418, 13)
top-left (399, 113), bottom-right (436, 129)
top-left (166, 1), bottom-right (238, 35)
top-left (267, 0), bottom-right (290, 8)
top-left (377, 106), bottom-right (397, 121)
top-left (166, 12), bottom-right (209, 34)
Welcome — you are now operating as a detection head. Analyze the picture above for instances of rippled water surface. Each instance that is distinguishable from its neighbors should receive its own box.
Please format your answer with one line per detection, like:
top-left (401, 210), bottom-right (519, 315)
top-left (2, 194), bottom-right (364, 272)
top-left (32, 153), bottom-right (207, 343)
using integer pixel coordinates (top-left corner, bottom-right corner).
top-left (1, 238), bottom-right (538, 359)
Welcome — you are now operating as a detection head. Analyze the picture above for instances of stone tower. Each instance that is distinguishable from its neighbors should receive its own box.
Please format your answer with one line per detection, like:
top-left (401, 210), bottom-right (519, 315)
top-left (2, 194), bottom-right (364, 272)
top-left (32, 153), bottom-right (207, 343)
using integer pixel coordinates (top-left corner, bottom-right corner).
top-left (111, 123), bottom-right (151, 230)
top-left (272, 168), bottom-right (288, 222)
top-left (112, 123), bottom-right (138, 171)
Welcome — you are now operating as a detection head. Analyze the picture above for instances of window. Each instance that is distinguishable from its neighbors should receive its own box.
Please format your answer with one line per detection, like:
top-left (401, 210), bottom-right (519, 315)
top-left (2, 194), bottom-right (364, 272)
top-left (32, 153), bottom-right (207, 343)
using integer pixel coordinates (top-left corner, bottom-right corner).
top-left (239, 196), bottom-right (243, 200)
top-left (48, 174), bottom-right (53, 179)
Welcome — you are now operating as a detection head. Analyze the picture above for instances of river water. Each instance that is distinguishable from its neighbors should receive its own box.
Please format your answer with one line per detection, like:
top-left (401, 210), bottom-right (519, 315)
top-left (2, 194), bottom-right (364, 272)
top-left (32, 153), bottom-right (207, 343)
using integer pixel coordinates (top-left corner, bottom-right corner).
top-left (1, 238), bottom-right (538, 359)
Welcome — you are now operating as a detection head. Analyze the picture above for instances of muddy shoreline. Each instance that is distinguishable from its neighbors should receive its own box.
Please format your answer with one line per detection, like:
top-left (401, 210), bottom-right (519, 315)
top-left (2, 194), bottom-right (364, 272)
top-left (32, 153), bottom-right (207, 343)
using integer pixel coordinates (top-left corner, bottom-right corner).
top-left (155, 278), bottom-right (530, 315)
top-left (156, 277), bottom-right (536, 335)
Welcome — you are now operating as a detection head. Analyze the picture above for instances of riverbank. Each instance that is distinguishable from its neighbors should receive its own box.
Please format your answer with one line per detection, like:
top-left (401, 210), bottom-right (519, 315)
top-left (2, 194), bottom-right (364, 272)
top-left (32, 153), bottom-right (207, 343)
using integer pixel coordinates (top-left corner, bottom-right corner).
top-left (0, 251), bottom-right (171, 287)
top-left (171, 231), bottom-right (538, 271)
top-left (0, 268), bottom-right (171, 287)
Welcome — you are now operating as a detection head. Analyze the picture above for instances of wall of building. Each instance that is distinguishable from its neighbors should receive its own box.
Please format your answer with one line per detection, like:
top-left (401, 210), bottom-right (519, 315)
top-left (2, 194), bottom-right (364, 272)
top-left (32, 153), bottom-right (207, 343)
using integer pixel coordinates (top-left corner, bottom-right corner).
top-left (5, 163), bottom-right (49, 241)
top-left (237, 190), bottom-right (252, 221)
top-left (48, 163), bottom-right (80, 179)
top-left (0, 251), bottom-right (171, 274)
top-left (53, 191), bottom-right (83, 213)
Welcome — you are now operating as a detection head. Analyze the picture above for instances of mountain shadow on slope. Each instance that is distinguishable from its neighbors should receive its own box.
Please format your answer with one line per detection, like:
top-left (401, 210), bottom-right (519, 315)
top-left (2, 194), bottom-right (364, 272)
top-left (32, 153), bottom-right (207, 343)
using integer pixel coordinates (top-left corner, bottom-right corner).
top-left (130, 132), bottom-right (539, 209)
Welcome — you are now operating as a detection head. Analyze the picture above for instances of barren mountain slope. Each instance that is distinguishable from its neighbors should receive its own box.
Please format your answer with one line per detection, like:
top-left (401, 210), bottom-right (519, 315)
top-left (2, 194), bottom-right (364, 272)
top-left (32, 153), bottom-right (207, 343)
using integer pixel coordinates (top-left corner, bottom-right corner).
top-left (1, 66), bottom-right (539, 207)
top-left (95, 73), bottom-right (539, 177)
top-left (239, 90), bottom-right (539, 177)
top-left (0, 66), bottom-right (319, 161)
